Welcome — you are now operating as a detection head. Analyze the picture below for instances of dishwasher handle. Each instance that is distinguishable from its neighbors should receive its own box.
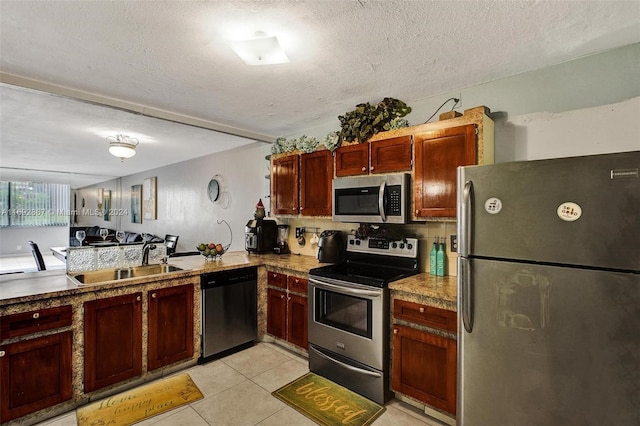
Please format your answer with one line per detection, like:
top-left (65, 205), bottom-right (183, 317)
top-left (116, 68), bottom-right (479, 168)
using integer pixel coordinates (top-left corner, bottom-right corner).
top-left (201, 267), bottom-right (257, 289)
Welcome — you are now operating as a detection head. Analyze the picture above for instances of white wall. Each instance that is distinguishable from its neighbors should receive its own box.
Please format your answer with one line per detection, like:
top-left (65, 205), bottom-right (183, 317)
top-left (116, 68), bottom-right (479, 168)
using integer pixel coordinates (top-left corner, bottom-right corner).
top-left (495, 97), bottom-right (640, 163)
top-left (75, 141), bottom-right (269, 254)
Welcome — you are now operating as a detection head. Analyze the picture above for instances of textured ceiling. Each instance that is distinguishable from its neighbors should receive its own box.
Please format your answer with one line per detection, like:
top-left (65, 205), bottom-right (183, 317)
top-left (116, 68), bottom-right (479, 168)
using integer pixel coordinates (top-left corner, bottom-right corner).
top-left (1, 0), bottom-right (639, 187)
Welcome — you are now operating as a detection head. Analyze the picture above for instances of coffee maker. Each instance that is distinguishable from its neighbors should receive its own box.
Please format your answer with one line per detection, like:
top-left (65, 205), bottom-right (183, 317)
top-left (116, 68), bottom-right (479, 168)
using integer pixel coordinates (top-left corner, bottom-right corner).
top-left (245, 219), bottom-right (277, 253)
top-left (274, 224), bottom-right (290, 254)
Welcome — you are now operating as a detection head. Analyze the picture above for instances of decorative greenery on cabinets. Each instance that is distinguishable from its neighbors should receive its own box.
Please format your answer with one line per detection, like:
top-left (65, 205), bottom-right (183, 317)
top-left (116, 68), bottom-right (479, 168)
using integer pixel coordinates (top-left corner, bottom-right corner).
top-left (338, 97), bottom-right (411, 143)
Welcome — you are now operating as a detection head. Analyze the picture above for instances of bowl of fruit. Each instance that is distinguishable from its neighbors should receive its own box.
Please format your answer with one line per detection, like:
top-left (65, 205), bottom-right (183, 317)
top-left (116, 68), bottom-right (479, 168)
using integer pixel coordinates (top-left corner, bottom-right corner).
top-left (197, 242), bottom-right (229, 261)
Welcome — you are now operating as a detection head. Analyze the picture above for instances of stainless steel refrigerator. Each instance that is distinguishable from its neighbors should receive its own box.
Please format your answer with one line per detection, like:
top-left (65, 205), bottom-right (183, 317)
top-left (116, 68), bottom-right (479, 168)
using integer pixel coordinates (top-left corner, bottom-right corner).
top-left (456, 151), bottom-right (640, 426)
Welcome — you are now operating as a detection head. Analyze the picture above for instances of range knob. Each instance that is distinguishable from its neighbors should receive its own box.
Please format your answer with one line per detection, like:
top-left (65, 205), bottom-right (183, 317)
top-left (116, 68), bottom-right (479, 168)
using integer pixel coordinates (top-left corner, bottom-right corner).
top-left (407, 243), bottom-right (413, 250)
top-left (399, 243), bottom-right (405, 249)
top-left (392, 242), bottom-right (398, 248)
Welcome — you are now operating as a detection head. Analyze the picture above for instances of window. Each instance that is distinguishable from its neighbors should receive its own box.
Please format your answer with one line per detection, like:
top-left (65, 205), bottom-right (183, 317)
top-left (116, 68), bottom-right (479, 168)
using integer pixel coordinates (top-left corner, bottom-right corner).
top-left (0, 181), bottom-right (70, 227)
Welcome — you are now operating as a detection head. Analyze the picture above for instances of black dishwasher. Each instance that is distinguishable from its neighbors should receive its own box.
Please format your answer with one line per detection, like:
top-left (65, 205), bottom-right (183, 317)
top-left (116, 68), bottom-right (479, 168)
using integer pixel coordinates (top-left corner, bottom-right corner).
top-left (199, 266), bottom-right (257, 363)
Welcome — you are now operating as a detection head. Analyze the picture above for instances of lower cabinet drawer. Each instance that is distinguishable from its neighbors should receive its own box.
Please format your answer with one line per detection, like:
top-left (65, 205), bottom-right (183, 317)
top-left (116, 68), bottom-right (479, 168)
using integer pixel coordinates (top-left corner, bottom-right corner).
top-left (1, 305), bottom-right (72, 340)
top-left (394, 299), bottom-right (457, 333)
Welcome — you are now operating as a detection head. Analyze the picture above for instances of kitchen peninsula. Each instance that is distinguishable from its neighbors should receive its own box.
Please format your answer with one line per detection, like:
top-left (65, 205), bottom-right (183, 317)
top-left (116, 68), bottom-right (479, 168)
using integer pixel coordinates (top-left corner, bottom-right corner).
top-left (0, 251), bottom-right (455, 425)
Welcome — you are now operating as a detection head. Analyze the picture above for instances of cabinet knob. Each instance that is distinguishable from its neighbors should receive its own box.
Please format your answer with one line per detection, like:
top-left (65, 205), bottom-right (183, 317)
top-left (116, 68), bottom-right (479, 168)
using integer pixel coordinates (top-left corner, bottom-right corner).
top-left (393, 329), bottom-right (398, 335)
top-left (136, 296), bottom-right (141, 302)
top-left (0, 351), bottom-right (5, 357)
top-left (152, 293), bottom-right (157, 299)
top-left (32, 312), bottom-right (40, 319)
top-left (370, 166), bottom-right (374, 171)
top-left (281, 294), bottom-right (285, 299)
top-left (419, 307), bottom-right (425, 313)
top-left (361, 166), bottom-right (366, 172)
top-left (415, 209), bottom-right (419, 215)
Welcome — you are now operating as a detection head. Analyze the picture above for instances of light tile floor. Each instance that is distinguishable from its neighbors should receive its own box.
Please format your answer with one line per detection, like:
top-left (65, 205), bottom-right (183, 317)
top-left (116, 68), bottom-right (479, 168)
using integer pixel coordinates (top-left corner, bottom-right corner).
top-left (0, 253), bottom-right (66, 274)
top-left (36, 343), bottom-right (447, 426)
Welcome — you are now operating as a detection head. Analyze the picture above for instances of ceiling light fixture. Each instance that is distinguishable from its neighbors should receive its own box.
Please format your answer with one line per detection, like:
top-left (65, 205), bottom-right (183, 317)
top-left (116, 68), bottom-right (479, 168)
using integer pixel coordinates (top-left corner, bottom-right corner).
top-left (107, 134), bottom-right (139, 161)
top-left (229, 31), bottom-right (290, 65)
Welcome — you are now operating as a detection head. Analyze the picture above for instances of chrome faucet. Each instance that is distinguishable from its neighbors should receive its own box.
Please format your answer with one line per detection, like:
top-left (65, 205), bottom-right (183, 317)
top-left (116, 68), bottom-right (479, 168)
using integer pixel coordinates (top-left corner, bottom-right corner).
top-left (142, 241), bottom-right (156, 265)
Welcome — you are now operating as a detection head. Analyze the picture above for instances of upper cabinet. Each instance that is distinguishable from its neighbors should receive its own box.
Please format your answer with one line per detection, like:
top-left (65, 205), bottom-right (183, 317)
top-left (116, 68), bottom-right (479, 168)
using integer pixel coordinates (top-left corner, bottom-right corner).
top-left (335, 135), bottom-right (412, 177)
top-left (272, 150), bottom-right (332, 217)
top-left (300, 150), bottom-right (333, 217)
top-left (414, 124), bottom-right (476, 218)
top-left (272, 154), bottom-right (299, 216)
top-left (271, 105), bottom-right (493, 220)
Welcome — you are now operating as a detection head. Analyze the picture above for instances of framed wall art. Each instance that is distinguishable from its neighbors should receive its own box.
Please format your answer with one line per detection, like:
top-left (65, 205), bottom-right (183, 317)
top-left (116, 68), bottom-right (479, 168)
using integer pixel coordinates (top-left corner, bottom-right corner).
top-left (131, 184), bottom-right (142, 224)
top-left (143, 177), bottom-right (157, 220)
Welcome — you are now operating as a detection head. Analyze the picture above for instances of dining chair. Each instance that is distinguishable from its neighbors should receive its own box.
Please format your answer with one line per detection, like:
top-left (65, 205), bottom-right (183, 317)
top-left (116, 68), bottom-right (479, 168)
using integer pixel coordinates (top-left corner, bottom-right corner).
top-left (164, 235), bottom-right (179, 256)
top-left (28, 240), bottom-right (46, 271)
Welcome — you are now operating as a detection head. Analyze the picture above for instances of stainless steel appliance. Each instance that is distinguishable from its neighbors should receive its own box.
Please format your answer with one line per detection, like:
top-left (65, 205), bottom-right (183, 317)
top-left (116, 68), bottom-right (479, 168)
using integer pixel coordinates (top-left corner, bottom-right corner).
top-left (309, 235), bottom-right (419, 404)
top-left (245, 219), bottom-right (277, 253)
top-left (316, 230), bottom-right (346, 263)
top-left (332, 173), bottom-right (410, 223)
top-left (199, 267), bottom-right (257, 363)
top-left (457, 151), bottom-right (640, 426)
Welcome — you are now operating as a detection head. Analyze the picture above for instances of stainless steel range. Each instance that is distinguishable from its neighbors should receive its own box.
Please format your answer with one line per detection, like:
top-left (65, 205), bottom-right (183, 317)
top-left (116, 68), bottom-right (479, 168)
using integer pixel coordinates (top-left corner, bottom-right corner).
top-left (308, 234), bottom-right (419, 404)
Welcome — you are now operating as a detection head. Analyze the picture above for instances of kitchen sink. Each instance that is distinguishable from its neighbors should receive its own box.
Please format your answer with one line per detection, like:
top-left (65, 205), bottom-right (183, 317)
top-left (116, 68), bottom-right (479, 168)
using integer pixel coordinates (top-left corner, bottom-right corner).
top-left (72, 264), bottom-right (185, 284)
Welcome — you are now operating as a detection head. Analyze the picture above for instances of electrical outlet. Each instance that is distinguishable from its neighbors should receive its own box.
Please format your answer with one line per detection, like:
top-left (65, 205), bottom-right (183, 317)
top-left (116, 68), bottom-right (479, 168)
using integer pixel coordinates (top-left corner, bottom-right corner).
top-left (456, 93), bottom-right (462, 109)
top-left (450, 235), bottom-right (457, 252)
top-left (295, 227), bottom-right (305, 238)
top-left (16, 245), bottom-right (22, 251)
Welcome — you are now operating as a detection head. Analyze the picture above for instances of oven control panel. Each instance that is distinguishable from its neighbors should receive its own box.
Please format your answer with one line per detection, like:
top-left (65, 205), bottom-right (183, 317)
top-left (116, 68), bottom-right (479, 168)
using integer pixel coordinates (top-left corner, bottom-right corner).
top-left (347, 235), bottom-right (418, 258)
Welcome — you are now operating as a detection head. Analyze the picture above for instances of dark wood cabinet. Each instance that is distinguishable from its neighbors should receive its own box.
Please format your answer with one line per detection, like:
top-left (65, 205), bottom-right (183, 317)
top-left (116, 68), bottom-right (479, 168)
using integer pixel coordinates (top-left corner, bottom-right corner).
top-left (392, 324), bottom-right (457, 415)
top-left (300, 150), bottom-right (333, 216)
top-left (335, 136), bottom-right (412, 177)
top-left (335, 143), bottom-right (369, 176)
top-left (272, 154), bottom-right (299, 215)
top-left (266, 272), bottom-right (308, 350)
top-left (148, 284), bottom-right (194, 371)
top-left (370, 135), bottom-right (412, 174)
top-left (414, 124), bottom-right (476, 218)
top-left (392, 299), bottom-right (457, 415)
top-left (1, 322), bottom-right (72, 422)
top-left (267, 287), bottom-right (287, 339)
top-left (287, 294), bottom-right (308, 349)
top-left (84, 292), bottom-right (143, 393)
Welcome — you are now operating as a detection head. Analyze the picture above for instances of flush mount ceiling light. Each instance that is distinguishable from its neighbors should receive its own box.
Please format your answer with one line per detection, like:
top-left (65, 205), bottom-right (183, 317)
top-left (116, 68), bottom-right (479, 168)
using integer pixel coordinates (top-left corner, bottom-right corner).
top-left (229, 31), bottom-right (290, 65)
top-left (107, 134), bottom-right (139, 161)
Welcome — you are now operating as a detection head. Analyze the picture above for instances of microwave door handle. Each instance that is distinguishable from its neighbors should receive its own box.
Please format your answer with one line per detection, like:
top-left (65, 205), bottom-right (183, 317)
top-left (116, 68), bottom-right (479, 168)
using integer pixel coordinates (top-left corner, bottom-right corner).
top-left (378, 180), bottom-right (386, 222)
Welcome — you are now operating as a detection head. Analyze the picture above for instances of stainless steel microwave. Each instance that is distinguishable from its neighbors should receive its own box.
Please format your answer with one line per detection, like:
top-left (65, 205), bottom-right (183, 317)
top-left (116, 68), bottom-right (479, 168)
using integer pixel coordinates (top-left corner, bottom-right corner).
top-left (332, 173), bottom-right (410, 223)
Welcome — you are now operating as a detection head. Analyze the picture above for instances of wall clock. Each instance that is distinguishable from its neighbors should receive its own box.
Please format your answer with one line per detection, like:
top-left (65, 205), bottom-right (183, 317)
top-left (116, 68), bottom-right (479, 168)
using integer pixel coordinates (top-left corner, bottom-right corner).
top-left (207, 177), bottom-right (220, 203)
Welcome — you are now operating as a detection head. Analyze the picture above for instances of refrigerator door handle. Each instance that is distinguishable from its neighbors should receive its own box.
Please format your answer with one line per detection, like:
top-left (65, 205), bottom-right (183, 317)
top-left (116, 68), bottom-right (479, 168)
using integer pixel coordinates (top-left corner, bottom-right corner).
top-left (460, 180), bottom-right (474, 256)
top-left (459, 256), bottom-right (473, 333)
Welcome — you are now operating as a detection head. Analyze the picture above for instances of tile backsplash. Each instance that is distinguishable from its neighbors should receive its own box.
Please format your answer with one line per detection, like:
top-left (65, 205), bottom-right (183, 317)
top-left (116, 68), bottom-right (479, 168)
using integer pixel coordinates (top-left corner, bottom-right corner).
top-left (281, 217), bottom-right (458, 276)
top-left (67, 244), bottom-right (166, 273)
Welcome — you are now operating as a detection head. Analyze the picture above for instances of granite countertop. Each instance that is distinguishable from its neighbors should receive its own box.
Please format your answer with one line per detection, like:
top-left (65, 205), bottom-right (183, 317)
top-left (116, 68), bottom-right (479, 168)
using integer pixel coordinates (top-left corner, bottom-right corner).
top-left (0, 251), bottom-right (456, 307)
top-left (0, 252), bottom-right (328, 306)
top-left (389, 273), bottom-right (457, 311)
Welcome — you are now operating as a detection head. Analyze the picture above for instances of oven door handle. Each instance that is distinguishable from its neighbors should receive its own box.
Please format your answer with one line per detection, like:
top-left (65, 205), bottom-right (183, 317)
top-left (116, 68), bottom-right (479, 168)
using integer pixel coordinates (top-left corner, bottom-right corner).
top-left (309, 278), bottom-right (382, 297)
top-left (310, 346), bottom-right (382, 378)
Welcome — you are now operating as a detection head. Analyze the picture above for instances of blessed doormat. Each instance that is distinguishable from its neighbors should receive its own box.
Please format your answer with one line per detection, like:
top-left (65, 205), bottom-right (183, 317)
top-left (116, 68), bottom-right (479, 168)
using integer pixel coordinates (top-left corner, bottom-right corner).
top-left (272, 372), bottom-right (385, 426)
top-left (77, 373), bottom-right (203, 426)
